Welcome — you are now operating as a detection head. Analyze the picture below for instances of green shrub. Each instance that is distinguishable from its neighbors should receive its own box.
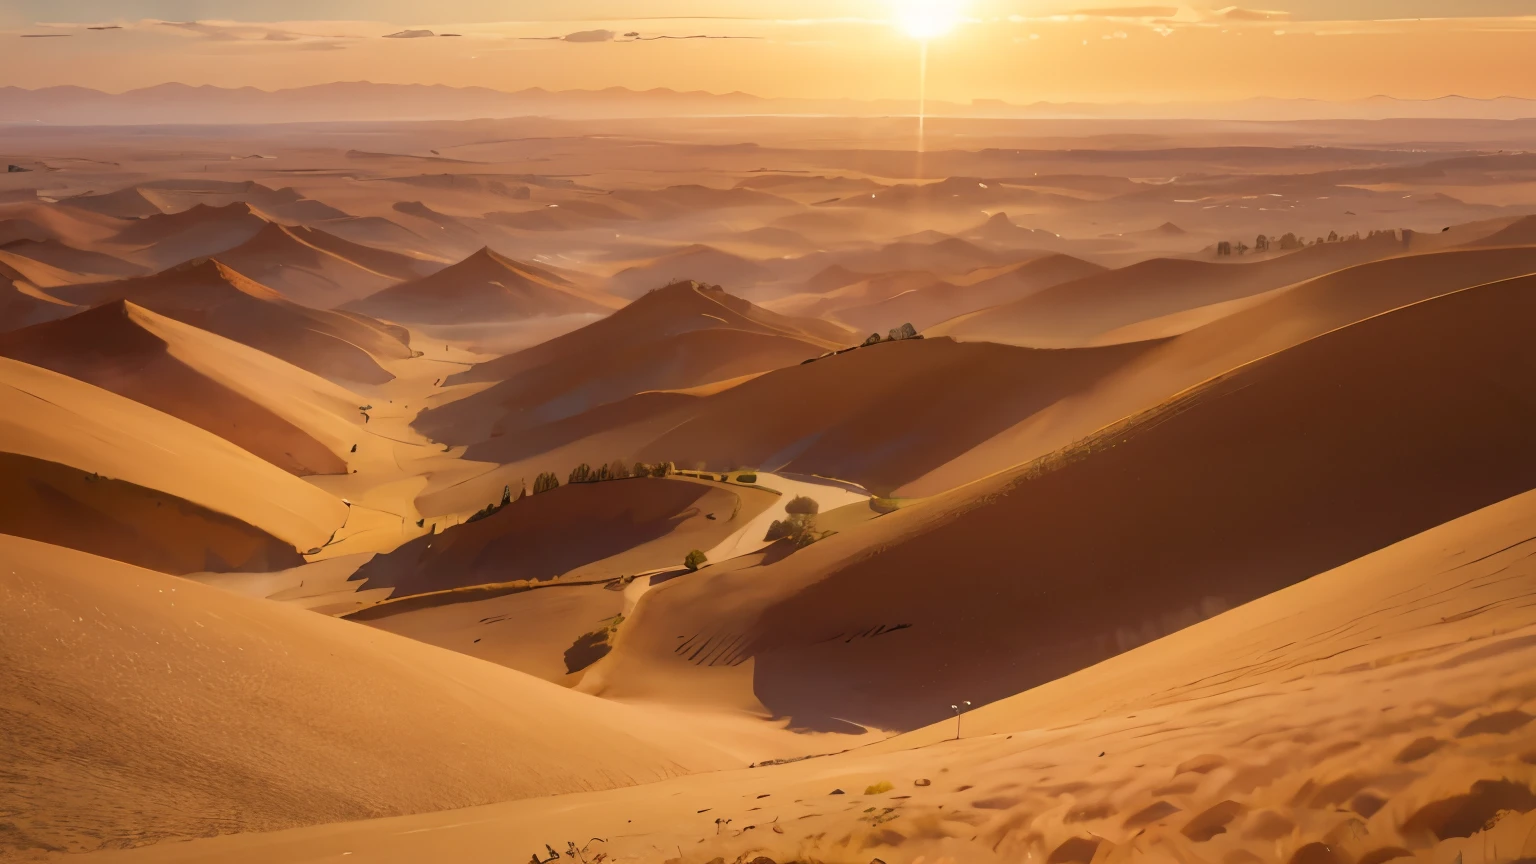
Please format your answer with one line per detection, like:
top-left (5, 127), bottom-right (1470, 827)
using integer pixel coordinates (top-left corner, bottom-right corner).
top-left (684, 549), bottom-right (707, 571)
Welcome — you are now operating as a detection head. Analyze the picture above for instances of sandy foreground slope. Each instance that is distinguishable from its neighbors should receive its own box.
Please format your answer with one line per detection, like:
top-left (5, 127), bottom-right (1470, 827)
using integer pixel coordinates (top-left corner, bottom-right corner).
top-left (0, 536), bottom-right (761, 858)
top-left (0, 301), bottom-right (364, 476)
top-left (51, 485), bottom-right (1536, 864)
top-left (593, 272), bottom-right (1536, 732)
top-left (0, 356), bottom-right (344, 570)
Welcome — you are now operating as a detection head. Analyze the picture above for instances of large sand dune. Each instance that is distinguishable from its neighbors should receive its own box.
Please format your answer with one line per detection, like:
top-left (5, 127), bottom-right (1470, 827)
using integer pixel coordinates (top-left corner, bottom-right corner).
top-left (51, 260), bottom-right (411, 386)
top-left (0, 268), bottom-right (76, 332)
top-left (609, 244), bottom-right (772, 299)
top-left (0, 535), bottom-right (747, 856)
top-left (931, 232), bottom-right (1408, 347)
top-left (913, 243), bottom-right (1536, 496)
top-left (105, 202), bottom-right (271, 270)
top-left (0, 357), bottom-right (344, 572)
top-left (594, 273), bottom-right (1536, 731)
top-left (212, 221), bottom-right (435, 308)
top-left (346, 246), bottom-right (621, 324)
top-left (418, 281), bottom-right (851, 445)
top-left (0, 301), bottom-right (362, 476)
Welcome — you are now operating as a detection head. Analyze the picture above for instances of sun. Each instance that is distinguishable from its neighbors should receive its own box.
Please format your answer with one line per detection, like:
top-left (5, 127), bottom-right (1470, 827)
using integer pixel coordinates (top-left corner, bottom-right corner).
top-left (895, 0), bottom-right (963, 40)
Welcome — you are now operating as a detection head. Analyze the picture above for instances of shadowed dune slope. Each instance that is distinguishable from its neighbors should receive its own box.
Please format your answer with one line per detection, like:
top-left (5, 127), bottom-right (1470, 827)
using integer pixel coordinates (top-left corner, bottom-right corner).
top-left (50, 260), bottom-right (410, 386)
top-left (357, 477), bottom-right (768, 598)
top-left (0, 301), bottom-right (360, 476)
top-left (56, 187), bottom-right (165, 219)
top-left (212, 222), bottom-right (430, 309)
top-left (594, 274), bottom-right (1536, 731)
top-left (345, 246), bottom-right (622, 324)
top-left (1465, 213), bottom-right (1536, 247)
top-left (0, 238), bottom-right (146, 281)
top-left (0, 535), bottom-right (745, 856)
top-left (0, 269), bottom-right (76, 332)
top-left (909, 243), bottom-right (1536, 496)
top-left (931, 232), bottom-right (1406, 347)
top-left (419, 281), bottom-right (852, 445)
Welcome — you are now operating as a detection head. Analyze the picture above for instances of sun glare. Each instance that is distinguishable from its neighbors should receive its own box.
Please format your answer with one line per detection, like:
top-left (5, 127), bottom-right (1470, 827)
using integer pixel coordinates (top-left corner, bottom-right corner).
top-left (896, 0), bottom-right (962, 41)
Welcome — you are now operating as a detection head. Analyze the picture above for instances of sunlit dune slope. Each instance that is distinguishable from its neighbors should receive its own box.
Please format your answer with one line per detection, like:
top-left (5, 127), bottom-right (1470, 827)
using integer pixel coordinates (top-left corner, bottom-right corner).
top-left (0, 535), bottom-right (745, 856)
top-left (354, 476), bottom-right (773, 599)
top-left (594, 274), bottom-right (1536, 731)
top-left (345, 246), bottom-right (622, 324)
top-left (913, 243), bottom-right (1536, 496)
top-left (0, 357), bottom-right (344, 572)
top-left (418, 281), bottom-right (852, 445)
top-left (213, 221), bottom-right (435, 308)
top-left (50, 259), bottom-right (411, 386)
top-left (0, 301), bottom-right (362, 476)
top-left (931, 232), bottom-right (1406, 347)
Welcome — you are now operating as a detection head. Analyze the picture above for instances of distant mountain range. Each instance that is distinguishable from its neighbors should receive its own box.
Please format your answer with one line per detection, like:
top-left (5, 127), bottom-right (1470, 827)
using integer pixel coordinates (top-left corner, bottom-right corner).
top-left (1, 83), bottom-right (1534, 125)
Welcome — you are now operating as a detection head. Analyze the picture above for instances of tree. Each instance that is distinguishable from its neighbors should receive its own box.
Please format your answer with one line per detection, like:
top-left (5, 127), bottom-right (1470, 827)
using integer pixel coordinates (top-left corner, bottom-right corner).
top-left (1255, 235), bottom-right (1270, 253)
top-left (765, 513), bottom-right (819, 547)
top-left (1327, 230), bottom-right (1339, 242)
top-left (652, 462), bottom-right (672, 478)
top-left (684, 549), bottom-right (707, 571)
top-left (1279, 232), bottom-right (1301, 250)
top-left (1236, 242), bottom-right (1249, 255)
top-left (1216, 241), bottom-right (1232, 257)
top-left (500, 485), bottom-right (512, 507)
top-left (533, 472), bottom-right (560, 494)
top-left (608, 460), bottom-right (631, 479)
top-left (569, 463), bottom-right (593, 484)
top-left (785, 495), bottom-right (820, 516)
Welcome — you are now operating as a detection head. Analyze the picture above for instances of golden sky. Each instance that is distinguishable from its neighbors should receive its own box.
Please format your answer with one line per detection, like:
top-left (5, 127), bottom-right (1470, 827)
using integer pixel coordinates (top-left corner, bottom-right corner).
top-left (3, 1), bottom-right (1535, 103)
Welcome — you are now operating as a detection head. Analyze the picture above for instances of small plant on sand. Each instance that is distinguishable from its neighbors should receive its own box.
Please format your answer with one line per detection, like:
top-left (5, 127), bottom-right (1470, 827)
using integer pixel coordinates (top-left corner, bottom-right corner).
top-left (785, 495), bottom-right (820, 516)
top-left (533, 472), bottom-right (560, 494)
top-left (864, 781), bottom-right (894, 795)
top-left (684, 549), bottom-right (707, 571)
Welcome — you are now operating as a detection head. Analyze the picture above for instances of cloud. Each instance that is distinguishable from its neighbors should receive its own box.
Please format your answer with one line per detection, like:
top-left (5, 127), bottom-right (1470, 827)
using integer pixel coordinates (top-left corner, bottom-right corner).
top-left (383, 29), bottom-right (435, 39)
top-left (160, 20), bottom-right (241, 40)
top-left (564, 29), bottom-right (615, 43)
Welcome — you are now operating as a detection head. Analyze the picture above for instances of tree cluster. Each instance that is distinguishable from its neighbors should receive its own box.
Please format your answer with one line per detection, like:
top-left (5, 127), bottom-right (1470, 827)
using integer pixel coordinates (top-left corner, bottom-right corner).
top-left (1218, 229), bottom-right (1387, 257)
top-left (765, 495), bottom-right (824, 548)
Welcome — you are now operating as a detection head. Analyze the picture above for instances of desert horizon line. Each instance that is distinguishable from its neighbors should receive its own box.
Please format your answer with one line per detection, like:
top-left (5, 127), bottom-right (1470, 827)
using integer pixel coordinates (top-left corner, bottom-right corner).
top-left (6, 80), bottom-right (1536, 106)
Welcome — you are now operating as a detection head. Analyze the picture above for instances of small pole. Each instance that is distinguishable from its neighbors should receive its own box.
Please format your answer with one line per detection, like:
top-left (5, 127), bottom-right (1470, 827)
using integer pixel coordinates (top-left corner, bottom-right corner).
top-left (951, 700), bottom-right (971, 740)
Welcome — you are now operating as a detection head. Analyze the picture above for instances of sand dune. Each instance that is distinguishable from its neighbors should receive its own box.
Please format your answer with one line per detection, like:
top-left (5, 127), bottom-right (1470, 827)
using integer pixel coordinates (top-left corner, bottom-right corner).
top-left (1465, 213), bottom-right (1536, 247)
top-left (58, 187), bottom-right (165, 219)
top-left (963, 210), bottom-right (1070, 246)
top-left (834, 253), bottom-right (1107, 332)
top-left (0, 301), bottom-right (362, 476)
top-left (352, 476), bottom-right (774, 599)
top-left (0, 534), bottom-right (748, 855)
top-left (346, 246), bottom-right (622, 324)
top-left (604, 184), bottom-right (795, 219)
top-left (0, 356), bottom-right (344, 572)
top-left (0, 271), bottom-right (77, 332)
top-left (914, 243), bottom-right (1536, 496)
top-left (133, 179), bottom-right (352, 224)
top-left (594, 274), bottom-right (1536, 731)
top-left (797, 236), bottom-right (1026, 280)
top-left (609, 244), bottom-right (771, 299)
top-left (105, 202), bottom-right (272, 270)
top-left (542, 336), bottom-right (1153, 498)
top-left (212, 221), bottom-right (436, 308)
top-left (51, 260), bottom-right (412, 386)
top-left (0, 238), bottom-right (146, 281)
top-left (419, 281), bottom-right (852, 445)
top-left (932, 231), bottom-right (1408, 347)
